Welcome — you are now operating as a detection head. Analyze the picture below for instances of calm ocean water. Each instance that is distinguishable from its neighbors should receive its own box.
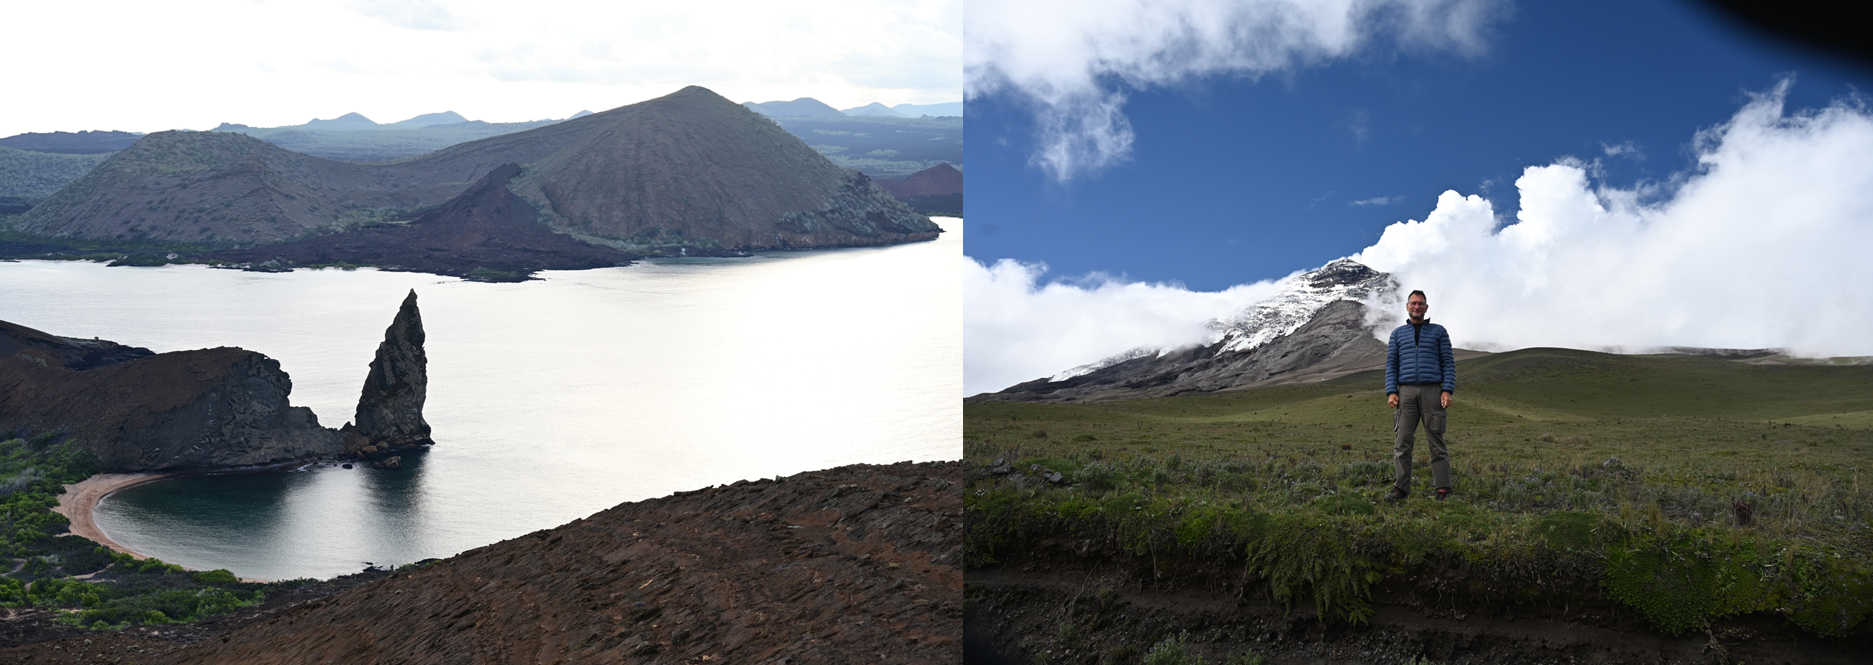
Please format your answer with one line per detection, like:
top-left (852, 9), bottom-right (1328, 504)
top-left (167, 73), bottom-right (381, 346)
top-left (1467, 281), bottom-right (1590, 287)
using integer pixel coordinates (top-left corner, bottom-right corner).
top-left (0, 222), bottom-right (960, 580)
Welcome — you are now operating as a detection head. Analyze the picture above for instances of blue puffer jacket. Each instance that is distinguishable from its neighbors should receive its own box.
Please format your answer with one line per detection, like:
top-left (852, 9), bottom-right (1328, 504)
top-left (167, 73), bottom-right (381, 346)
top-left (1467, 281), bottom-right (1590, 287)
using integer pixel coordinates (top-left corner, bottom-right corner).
top-left (1385, 321), bottom-right (1455, 395)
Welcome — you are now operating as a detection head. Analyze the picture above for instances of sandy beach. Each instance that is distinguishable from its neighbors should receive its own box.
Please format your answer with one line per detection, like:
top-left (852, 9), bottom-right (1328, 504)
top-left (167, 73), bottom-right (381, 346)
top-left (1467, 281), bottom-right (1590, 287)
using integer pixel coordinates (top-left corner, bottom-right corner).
top-left (51, 472), bottom-right (173, 560)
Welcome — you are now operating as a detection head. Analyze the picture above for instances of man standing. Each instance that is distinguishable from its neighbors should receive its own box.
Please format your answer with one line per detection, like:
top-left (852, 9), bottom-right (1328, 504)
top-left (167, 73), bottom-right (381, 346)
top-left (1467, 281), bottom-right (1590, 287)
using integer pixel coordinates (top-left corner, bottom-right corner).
top-left (1384, 290), bottom-right (1455, 502)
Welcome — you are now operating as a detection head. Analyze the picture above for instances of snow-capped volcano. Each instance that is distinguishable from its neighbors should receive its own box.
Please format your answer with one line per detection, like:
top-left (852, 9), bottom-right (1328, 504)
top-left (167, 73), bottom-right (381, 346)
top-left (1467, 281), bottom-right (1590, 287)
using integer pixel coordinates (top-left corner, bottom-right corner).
top-left (1207, 259), bottom-right (1396, 353)
top-left (1048, 259), bottom-right (1396, 383)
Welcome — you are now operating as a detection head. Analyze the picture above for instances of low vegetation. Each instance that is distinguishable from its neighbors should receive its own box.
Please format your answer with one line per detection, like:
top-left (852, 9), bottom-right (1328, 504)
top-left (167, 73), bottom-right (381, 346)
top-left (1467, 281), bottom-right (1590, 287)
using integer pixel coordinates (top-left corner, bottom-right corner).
top-left (0, 146), bottom-right (110, 200)
top-left (0, 433), bottom-right (311, 629)
top-left (966, 348), bottom-right (1873, 638)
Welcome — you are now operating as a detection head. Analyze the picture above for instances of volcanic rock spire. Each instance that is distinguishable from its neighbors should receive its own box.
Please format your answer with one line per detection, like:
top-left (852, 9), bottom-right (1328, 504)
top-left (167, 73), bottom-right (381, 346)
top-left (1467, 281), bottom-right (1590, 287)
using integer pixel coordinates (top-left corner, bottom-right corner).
top-left (345, 289), bottom-right (431, 451)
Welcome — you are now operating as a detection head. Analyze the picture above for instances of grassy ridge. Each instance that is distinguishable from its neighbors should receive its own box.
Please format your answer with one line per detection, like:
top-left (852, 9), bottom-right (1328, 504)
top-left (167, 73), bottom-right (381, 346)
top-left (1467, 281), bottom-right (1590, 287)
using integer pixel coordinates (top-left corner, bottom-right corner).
top-left (965, 348), bottom-right (1873, 637)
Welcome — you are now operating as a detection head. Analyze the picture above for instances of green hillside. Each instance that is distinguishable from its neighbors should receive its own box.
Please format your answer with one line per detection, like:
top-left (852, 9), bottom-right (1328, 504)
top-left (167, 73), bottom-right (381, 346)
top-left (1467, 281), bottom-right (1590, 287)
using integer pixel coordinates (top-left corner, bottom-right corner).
top-left (0, 146), bottom-right (111, 201)
top-left (965, 347), bottom-right (1873, 639)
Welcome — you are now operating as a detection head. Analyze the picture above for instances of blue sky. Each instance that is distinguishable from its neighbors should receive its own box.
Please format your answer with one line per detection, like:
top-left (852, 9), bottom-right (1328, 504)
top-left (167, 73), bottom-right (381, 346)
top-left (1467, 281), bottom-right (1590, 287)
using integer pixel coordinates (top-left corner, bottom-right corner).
top-left (963, 0), bottom-right (1873, 394)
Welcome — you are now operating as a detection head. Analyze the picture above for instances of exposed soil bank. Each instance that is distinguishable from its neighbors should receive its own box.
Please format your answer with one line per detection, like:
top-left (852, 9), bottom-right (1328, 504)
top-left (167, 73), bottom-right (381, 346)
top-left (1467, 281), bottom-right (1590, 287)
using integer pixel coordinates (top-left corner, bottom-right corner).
top-left (965, 555), bottom-right (1873, 665)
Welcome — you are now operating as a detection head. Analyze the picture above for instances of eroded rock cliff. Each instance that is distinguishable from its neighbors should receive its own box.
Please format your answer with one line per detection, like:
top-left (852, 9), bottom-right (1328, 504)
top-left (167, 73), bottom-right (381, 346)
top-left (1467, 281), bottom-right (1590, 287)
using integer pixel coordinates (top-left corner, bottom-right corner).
top-left (0, 320), bottom-right (342, 470)
top-left (342, 289), bottom-right (431, 453)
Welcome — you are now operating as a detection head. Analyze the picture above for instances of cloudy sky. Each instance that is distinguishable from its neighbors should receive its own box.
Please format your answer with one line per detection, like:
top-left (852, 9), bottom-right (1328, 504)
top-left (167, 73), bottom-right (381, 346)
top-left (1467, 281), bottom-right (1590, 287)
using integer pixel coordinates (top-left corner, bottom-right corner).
top-left (0, 0), bottom-right (960, 137)
top-left (965, 0), bottom-right (1873, 395)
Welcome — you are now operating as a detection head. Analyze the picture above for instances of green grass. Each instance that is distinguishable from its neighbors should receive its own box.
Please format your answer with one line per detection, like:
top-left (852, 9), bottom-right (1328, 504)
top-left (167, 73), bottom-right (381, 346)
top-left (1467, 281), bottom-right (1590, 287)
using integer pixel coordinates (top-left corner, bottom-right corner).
top-left (965, 348), bottom-right (1873, 637)
top-left (0, 434), bottom-right (310, 629)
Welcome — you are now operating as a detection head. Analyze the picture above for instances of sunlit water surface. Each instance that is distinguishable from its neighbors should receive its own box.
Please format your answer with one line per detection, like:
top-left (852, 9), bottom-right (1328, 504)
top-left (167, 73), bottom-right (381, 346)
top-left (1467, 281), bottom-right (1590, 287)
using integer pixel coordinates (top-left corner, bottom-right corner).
top-left (0, 222), bottom-right (959, 580)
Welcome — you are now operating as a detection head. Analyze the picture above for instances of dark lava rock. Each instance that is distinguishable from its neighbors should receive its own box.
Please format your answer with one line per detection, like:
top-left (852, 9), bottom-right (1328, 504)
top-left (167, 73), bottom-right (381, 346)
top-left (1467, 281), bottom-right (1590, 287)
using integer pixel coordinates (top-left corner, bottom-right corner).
top-left (381, 456), bottom-right (401, 470)
top-left (206, 164), bottom-right (634, 282)
top-left (0, 320), bottom-right (342, 470)
top-left (342, 290), bottom-right (431, 451)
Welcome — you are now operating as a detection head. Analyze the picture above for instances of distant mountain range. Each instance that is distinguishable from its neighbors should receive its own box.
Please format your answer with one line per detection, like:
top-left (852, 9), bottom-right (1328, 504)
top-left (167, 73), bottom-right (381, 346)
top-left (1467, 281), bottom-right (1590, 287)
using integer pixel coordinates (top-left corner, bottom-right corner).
top-left (743, 98), bottom-right (962, 118)
top-left (10, 86), bottom-right (938, 277)
top-left (211, 109), bottom-right (588, 134)
top-left (208, 111), bottom-right (582, 163)
top-left (0, 130), bottom-right (143, 155)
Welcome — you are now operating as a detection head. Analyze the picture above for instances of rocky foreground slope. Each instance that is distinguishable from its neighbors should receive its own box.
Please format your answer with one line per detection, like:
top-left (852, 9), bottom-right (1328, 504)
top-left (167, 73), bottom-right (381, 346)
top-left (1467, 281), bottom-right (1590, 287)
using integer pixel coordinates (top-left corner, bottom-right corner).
top-left (1, 461), bottom-right (963, 664)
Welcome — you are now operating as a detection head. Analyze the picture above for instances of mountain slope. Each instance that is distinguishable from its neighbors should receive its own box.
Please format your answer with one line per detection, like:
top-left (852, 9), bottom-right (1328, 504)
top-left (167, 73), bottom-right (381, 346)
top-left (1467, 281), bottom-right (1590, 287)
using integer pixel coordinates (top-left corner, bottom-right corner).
top-left (206, 163), bottom-right (633, 280)
top-left (0, 130), bottom-right (141, 154)
top-left (878, 162), bottom-right (963, 216)
top-left (16, 85), bottom-right (938, 254)
top-left (16, 131), bottom-right (448, 244)
top-left (973, 260), bottom-right (1399, 403)
top-left (743, 97), bottom-right (845, 117)
top-left (0, 145), bottom-right (112, 202)
top-left (509, 86), bottom-right (938, 250)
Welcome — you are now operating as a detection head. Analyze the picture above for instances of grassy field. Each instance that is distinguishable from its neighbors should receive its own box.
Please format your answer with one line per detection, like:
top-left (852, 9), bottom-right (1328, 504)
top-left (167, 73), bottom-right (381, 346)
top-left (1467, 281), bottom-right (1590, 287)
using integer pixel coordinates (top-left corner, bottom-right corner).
top-left (965, 348), bottom-right (1873, 637)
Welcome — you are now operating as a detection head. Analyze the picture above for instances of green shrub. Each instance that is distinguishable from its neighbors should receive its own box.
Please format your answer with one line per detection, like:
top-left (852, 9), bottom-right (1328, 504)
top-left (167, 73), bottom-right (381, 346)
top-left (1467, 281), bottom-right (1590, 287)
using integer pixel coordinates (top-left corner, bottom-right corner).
top-left (1143, 633), bottom-right (1203, 665)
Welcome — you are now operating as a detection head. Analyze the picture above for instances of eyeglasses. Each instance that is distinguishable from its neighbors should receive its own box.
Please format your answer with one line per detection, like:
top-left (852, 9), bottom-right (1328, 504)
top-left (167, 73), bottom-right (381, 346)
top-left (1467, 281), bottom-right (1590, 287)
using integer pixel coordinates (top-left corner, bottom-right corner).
top-left (1407, 301), bottom-right (1428, 306)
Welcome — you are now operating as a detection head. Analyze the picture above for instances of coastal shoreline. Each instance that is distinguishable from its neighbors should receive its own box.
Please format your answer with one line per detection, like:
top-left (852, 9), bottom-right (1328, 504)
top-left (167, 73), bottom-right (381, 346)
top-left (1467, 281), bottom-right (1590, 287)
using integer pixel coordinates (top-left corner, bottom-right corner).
top-left (51, 472), bottom-right (174, 561)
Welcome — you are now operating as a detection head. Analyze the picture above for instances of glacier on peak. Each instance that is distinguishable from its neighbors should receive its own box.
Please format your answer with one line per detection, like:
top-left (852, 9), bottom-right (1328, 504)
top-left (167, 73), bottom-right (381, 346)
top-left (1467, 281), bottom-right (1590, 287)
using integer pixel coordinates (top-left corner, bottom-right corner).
top-left (1046, 258), bottom-right (1396, 383)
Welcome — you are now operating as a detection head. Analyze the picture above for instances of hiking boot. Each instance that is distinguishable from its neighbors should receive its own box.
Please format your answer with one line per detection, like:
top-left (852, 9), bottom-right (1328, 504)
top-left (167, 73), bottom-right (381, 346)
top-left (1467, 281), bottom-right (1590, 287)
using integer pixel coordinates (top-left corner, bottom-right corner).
top-left (1435, 487), bottom-right (1452, 501)
top-left (1383, 488), bottom-right (1408, 502)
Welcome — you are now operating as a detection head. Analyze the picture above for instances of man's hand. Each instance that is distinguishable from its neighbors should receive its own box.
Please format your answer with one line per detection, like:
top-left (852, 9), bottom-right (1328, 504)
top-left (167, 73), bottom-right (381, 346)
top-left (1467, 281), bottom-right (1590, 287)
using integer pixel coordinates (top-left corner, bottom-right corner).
top-left (1441, 391), bottom-right (1452, 409)
top-left (1387, 393), bottom-right (1399, 409)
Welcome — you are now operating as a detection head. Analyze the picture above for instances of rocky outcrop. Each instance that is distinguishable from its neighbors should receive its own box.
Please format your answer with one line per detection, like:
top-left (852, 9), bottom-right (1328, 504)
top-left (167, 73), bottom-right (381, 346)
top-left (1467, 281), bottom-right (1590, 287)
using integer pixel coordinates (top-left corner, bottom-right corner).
top-left (0, 320), bottom-right (343, 470)
top-left (974, 299), bottom-right (1389, 403)
top-left (342, 290), bottom-right (431, 452)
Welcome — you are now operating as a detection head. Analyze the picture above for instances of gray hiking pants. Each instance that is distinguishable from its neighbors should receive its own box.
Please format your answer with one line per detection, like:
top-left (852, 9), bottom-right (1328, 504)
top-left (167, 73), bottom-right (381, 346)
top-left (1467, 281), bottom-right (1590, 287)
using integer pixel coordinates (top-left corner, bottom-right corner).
top-left (1393, 383), bottom-right (1450, 493)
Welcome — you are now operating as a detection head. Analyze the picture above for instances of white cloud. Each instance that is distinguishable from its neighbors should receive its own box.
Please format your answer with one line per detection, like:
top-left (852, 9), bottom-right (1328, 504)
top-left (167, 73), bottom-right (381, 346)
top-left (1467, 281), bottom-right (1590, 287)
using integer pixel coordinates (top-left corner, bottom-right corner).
top-left (1351, 195), bottom-right (1403, 206)
top-left (348, 0), bottom-right (475, 31)
top-left (966, 81), bottom-right (1873, 395)
top-left (964, 258), bottom-right (1282, 396)
top-left (1356, 81), bottom-right (1873, 356)
top-left (965, 0), bottom-right (1505, 182)
top-left (1600, 140), bottom-right (1643, 159)
top-left (0, 0), bottom-right (961, 137)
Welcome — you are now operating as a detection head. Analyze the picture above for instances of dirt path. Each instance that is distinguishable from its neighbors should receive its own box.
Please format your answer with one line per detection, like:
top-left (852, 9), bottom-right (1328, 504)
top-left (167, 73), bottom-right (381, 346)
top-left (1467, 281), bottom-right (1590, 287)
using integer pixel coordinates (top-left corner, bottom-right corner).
top-left (51, 472), bottom-right (172, 560)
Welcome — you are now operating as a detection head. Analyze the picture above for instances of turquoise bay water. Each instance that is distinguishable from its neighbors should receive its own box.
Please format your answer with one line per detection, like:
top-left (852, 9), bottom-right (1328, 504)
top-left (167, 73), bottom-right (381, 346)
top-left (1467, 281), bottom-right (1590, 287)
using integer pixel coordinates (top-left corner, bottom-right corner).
top-left (0, 222), bottom-right (960, 580)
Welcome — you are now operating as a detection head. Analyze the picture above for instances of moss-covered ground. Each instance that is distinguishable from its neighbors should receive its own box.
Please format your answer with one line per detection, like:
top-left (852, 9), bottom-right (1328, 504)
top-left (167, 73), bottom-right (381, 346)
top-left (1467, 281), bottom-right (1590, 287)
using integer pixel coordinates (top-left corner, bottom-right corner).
top-left (965, 347), bottom-right (1873, 638)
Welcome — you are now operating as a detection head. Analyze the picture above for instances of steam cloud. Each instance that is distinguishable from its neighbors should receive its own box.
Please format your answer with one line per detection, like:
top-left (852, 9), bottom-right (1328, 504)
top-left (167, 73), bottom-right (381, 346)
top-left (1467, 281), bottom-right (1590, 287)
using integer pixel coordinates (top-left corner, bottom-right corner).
top-left (966, 82), bottom-right (1873, 395)
top-left (965, 0), bottom-right (1504, 182)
